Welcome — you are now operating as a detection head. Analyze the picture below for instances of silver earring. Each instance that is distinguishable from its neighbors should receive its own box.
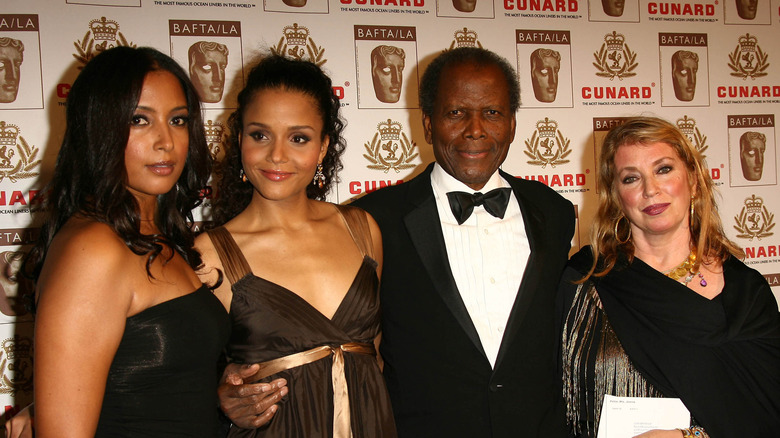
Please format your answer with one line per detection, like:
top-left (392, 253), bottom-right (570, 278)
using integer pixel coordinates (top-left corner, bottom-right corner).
top-left (239, 168), bottom-right (247, 183)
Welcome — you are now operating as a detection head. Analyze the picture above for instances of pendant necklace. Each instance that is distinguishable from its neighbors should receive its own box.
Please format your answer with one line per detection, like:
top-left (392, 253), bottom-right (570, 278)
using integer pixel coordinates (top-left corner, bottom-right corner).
top-left (663, 251), bottom-right (707, 287)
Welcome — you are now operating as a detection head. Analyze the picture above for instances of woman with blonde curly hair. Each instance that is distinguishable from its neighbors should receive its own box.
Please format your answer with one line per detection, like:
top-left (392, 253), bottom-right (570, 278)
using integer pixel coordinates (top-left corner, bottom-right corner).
top-left (558, 116), bottom-right (780, 438)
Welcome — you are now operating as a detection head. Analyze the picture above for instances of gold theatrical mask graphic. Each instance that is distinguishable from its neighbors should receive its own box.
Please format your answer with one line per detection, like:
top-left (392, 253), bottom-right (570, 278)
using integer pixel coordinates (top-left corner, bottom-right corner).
top-left (524, 117), bottom-right (572, 168)
top-left (363, 119), bottom-right (418, 173)
top-left (601, 0), bottom-right (625, 16)
top-left (371, 45), bottom-right (405, 104)
top-left (736, 0), bottom-right (758, 19)
top-left (530, 48), bottom-right (561, 103)
top-left (671, 50), bottom-right (698, 102)
top-left (188, 41), bottom-right (228, 104)
top-left (0, 251), bottom-right (32, 317)
top-left (452, 0), bottom-right (477, 12)
top-left (734, 195), bottom-right (775, 240)
top-left (739, 131), bottom-right (766, 181)
top-left (0, 38), bottom-right (23, 104)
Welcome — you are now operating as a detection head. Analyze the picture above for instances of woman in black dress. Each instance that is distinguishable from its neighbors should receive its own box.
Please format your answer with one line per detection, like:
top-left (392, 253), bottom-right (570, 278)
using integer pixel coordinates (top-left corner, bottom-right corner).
top-left (28, 46), bottom-right (229, 437)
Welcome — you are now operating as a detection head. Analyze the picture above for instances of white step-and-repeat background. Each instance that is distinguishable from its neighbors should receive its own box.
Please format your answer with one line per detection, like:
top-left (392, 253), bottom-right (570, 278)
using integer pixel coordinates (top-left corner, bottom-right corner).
top-left (2, 0), bottom-right (779, 420)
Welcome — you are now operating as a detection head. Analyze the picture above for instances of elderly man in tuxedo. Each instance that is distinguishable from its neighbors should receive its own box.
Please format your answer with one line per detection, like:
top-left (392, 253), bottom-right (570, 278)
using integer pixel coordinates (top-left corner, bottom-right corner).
top-left (213, 47), bottom-right (574, 437)
top-left (352, 47), bottom-right (573, 437)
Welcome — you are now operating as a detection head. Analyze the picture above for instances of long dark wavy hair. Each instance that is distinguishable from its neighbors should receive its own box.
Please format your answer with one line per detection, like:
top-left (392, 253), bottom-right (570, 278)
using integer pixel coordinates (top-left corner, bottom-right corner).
top-left (24, 46), bottom-right (211, 283)
top-left (213, 54), bottom-right (346, 225)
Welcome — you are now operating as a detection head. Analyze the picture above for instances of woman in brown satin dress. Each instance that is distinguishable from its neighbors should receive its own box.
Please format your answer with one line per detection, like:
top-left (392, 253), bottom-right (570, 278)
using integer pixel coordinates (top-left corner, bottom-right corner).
top-left (195, 55), bottom-right (396, 437)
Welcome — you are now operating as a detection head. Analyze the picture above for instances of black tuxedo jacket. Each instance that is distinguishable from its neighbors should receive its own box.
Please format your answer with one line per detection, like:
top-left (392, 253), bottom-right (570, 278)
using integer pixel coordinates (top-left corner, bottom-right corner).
top-left (353, 164), bottom-right (574, 438)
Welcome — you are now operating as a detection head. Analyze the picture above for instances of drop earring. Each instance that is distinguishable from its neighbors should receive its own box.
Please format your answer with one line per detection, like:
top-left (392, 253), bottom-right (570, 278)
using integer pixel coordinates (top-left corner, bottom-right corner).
top-left (313, 163), bottom-right (325, 189)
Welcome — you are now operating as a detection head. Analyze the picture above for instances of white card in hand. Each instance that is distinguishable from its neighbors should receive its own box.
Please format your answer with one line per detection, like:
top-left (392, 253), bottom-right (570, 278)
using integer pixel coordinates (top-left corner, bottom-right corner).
top-left (596, 395), bottom-right (690, 438)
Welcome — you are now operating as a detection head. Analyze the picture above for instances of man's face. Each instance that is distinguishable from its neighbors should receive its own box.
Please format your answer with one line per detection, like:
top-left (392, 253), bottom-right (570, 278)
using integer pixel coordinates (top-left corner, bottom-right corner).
top-left (672, 55), bottom-right (698, 102)
top-left (602, 0), bottom-right (625, 16)
top-left (423, 62), bottom-right (516, 191)
top-left (190, 49), bottom-right (227, 103)
top-left (531, 54), bottom-right (560, 103)
top-left (372, 51), bottom-right (404, 103)
top-left (0, 46), bottom-right (23, 103)
top-left (283, 0), bottom-right (307, 6)
top-left (741, 136), bottom-right (765, 181)
top-left (452, 0), bottom-right (477, 12)
top-left (736, 0), bottom-right (758, 19)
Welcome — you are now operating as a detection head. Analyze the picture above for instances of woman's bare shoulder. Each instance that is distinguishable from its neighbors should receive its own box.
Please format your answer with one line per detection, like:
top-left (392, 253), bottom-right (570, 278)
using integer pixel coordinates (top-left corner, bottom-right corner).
top-left (49, 219), bottom-right (130, 267)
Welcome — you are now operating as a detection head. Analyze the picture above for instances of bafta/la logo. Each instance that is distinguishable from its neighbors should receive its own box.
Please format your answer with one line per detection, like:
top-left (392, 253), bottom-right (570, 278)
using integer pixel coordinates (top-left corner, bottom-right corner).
top-left (449, 28), bottom-right (482, 50)
top-left (676, 116), bottom-right (708, 159)
top-left (524, 117), bottom-right (572, 168)
top-left (204, 120), bottom-right (224, 161)
top-left (74, 17), bottom-right (135, 67)
top-left (734, 194), bottom-right (775, 240)
top-left (272, 23), bottom-right (325, 66)
top-left (728, 33), bottom-right (769, 80)
top-left (0, 335), bottom-right (33, 395)
top-left (363, 119), bottom-right (418, 173)
top-left (593, 31), bottom-right (638, 81)
top-left (0, 121), bottom-right (41, 183)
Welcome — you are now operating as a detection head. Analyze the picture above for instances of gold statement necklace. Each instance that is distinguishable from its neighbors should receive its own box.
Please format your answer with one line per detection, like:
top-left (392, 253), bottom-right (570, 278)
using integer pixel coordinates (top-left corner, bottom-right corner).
top-left (664, 251), bottom-right (707, 287)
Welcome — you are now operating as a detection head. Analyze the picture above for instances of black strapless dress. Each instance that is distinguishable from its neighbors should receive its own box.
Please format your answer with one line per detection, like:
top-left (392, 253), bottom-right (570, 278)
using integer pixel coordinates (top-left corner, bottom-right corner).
top-left (94, 285), bottom-right (230, 437)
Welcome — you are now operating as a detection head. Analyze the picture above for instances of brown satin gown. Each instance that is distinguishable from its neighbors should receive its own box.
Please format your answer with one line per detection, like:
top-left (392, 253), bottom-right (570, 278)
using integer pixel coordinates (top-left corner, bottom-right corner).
top-left (207, 204), bottom-right (397, 438)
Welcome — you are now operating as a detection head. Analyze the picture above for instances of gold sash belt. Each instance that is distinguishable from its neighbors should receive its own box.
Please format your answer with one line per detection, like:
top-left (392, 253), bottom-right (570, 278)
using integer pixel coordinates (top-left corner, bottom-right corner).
top-left (249, 342), bottom-right (376, 438)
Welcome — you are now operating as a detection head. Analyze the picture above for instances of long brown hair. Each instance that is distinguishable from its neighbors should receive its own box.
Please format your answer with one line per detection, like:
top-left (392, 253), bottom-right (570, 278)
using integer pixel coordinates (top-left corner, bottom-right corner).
top-left (582, 116), bottom-right (743, 281)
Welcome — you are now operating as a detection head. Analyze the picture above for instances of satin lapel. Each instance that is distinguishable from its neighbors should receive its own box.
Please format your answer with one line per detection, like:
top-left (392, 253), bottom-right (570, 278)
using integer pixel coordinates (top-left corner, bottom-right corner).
top-left (403, 170), bottom-right (486, 358)
top-left (494, 172), bottom-right (548, 370)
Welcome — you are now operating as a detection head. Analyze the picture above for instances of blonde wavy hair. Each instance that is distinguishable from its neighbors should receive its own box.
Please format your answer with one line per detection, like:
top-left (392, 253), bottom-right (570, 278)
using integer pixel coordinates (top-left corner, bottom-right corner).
top-left (582, 116), bottom-right (743, 281)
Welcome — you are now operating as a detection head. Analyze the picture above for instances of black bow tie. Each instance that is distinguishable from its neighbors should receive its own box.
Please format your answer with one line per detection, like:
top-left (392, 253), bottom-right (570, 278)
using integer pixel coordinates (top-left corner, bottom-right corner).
top-left (446, 188), bottom-right (512, 225)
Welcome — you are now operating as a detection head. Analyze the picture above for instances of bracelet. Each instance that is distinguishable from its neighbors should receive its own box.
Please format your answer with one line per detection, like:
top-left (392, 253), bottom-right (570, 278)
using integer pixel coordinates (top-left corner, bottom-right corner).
top-left (678, 426), bottom-right (707, 437)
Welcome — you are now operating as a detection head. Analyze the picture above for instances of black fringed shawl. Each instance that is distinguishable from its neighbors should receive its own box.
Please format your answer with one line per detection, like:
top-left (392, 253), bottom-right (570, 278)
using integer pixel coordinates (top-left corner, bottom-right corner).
top-left (560, 246), bottom-right (780, 438)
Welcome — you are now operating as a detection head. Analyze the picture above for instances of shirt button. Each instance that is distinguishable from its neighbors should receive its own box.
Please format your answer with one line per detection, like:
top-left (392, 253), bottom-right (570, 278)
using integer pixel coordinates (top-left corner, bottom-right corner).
top-left (498, 326), bottom-right (504, 333)
top-left (490, 277), bottom-right (496, 284)
top-left (483, 228), bottom-right (489, 235)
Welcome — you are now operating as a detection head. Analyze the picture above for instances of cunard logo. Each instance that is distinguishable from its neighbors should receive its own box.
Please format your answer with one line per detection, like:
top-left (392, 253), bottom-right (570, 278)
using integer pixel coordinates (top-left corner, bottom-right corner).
top-left (449, 28), bottom-right (482, 50)
top-left (73, 17), bottom-right (135, 68)
top-left (204, 120), bottom-right (224, 161)
top-left (593, 31), bottom-right (638, 81)
top-left (728, 34), bottom-right (769, 80)
top-left (272, 23), bottom-right (325, 66)
top-left (363, 119), bottom-right (418, 173)
top-left (0, 121), bottom-right (41, 183)
top-left (734, 195), bottom-right (775, 240)
top-left (0, 335), bottom-right (33, 395)
top-left (676, 116), bottom-right (708, 158)
top-left (524, 117), bottom-right (572, 168)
